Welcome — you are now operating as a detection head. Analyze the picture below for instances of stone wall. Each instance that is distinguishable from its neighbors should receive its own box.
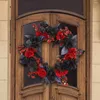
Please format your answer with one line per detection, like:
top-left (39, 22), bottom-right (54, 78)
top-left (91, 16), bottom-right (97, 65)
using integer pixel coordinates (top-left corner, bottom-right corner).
top-left (92, 0), bottom-right (100, 100)
top-left (0, 0), bottom-right (9, 100)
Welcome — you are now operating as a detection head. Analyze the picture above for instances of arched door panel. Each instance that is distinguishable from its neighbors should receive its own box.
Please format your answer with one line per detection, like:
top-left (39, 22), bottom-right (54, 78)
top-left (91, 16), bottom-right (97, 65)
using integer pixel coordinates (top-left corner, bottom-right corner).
top-left (51, 84), bottom-right (79, 100)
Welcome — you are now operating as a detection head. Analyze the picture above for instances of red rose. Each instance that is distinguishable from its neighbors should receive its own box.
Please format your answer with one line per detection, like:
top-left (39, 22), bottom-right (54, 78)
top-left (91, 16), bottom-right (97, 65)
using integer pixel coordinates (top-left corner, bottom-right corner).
top-left (64, 48), bottom-right (77, 60)
top-left (56, 31), bottom-right (66, 40)
top-left (37, 67), bottom-right (47, 78)
top-left (24, 48), bottom-right (37, 58)
top-left (55, 70), bottom-right (68, 78)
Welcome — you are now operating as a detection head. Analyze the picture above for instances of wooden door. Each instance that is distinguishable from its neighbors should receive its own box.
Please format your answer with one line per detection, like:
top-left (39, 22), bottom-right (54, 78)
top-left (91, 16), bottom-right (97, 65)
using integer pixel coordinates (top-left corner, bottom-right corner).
top-left (16, 13), bottom-right (86, 100)
top-left (50, 14), bottom-right (86, 100)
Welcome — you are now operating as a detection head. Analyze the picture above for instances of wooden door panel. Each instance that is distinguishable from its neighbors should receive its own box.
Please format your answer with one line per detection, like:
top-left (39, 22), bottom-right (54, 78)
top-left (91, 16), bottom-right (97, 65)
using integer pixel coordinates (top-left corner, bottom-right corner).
top-left (57, 86), bottom-right (79, 98)
top-left (16, 13), bottom-right (51, 100)
top-left (42, 42), bottom-right (50, 64)
top-left (50, 13), bottom-right (86, 100)
top-left (49, 43), bottom-right (59, 66)
top-left (20, 84), bottom-right (44, 97)
top-left (58, 94), bottom-right (77, 100)
top-left (24, 94), bottom-right (43, 100)
top-left (50, 83), bottom-right (79, 100)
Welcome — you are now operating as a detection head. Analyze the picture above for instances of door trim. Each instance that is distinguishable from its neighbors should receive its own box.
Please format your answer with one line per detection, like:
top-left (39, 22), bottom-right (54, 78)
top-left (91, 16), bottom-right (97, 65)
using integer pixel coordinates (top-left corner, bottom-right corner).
top-left (16, 10), bottom-right (85, 20)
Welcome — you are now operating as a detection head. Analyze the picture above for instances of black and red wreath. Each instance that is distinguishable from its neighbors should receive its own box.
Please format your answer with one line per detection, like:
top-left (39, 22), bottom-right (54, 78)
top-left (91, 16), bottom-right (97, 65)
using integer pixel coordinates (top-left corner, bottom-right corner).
top-left (18, 22), bottom-right (85, 86)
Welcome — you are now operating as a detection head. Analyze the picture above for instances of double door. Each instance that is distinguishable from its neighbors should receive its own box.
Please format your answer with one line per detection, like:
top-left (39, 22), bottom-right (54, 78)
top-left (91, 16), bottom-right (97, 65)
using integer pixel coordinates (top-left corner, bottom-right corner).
top-left (16, 13), bottom-right (86, 100)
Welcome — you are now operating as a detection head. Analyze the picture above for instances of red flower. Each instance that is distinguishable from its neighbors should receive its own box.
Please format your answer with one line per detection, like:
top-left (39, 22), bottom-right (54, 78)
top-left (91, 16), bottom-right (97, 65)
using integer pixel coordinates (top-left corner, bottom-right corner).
top-left (60, 42), bottom-right (64, 46)
top-left (36, 31), bottom-right (50, 40)
top-left (56, 31), bottom-right (66, 40)
top-left (56, 27), bottom-right (72, 41)
top-left (64, 48), bottom-right (77, 60)
top-left (55, 70), bottom-right (68, 78)
top-left (51, 37), bottom-right (54, 41)
top-left (33, 24), bottom-right (50, 39)
top-left (28, 71), bottom-right (37, 79)
top-left (33, 24), bottom-right (42, 37)
top-left (64, 27), bottom-right (72, 36)
top-left (47, 37), bottom-right (55, 43)
top-left (18, 46), bottom-right (26, 54)
top-left (47, 39), bottom-right (52, 43)
top-left (62, 70), bottom-right (69, 75)
top-left (36, 58), bottom-right (41, 64)
top-left (36, 31), bottom-right (42, 36)
top-left (28, 68), bottom-right (46, 78)
top-left (42, 32), bottom-right (50, 39)
top-left (24, 48), bottom-right (37, 58)
top-left (64, 30), bottom-right (72, 36)
top-left (37, 67), bottom-right (47, 78)
top-left (31, 75), bottom-right (35, 79)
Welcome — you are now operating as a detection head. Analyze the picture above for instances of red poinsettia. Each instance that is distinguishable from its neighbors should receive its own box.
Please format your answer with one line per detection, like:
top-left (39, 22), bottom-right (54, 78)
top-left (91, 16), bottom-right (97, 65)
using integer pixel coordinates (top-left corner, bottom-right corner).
top-left (64, 48), bottom-right (77, 60)
top-left (55, 70), bottom-right (68, 78)
top-left (24, 48), bottom-right (37, 58)
top-left (56, 31), bottom-right (66, 40)
top-left (37, 67), bottom-right (47, 78)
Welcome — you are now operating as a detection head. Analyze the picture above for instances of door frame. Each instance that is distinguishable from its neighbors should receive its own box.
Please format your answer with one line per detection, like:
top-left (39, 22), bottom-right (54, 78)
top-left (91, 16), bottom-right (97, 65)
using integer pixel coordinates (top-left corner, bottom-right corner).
top-left (10, 0), bottom-right (92, 100)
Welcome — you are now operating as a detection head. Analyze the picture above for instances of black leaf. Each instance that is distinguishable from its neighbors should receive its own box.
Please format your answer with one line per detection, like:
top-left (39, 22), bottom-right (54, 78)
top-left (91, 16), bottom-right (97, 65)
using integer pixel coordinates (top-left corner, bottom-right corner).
top-left (20, 55), bottom-right (29, 65)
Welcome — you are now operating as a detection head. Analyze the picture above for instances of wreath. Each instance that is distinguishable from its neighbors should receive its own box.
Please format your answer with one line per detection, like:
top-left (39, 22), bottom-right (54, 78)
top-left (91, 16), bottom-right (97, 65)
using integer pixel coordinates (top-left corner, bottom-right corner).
top-left (18, 22), bottom-right (85, 86)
